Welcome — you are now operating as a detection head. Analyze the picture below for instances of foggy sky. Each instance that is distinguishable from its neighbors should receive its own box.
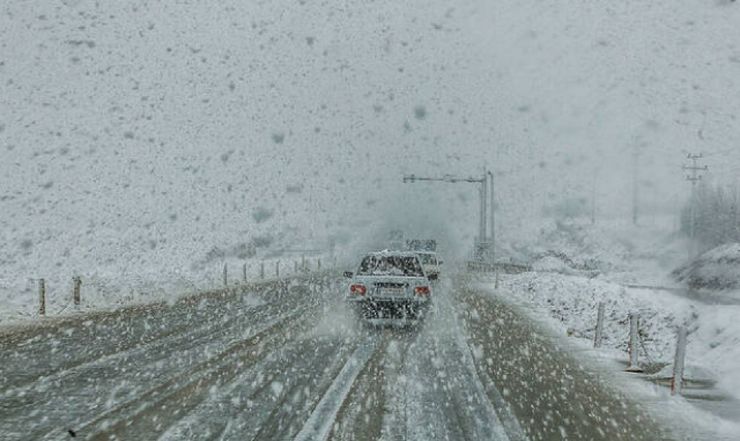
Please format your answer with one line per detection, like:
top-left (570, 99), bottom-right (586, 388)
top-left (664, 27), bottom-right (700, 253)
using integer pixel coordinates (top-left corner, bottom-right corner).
top-left (2, 0), bottom-right (740, 269)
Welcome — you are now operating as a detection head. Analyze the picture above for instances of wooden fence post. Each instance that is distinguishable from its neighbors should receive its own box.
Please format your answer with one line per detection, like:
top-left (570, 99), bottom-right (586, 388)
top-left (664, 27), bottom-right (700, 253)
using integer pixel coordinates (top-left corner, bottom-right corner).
top-left (626, 312), bottom-right (643, 372)
top-left (594, 302), bottom-right (605, 348)
top-left (38, 278), bottom-right (46, 316)
top-left (260, 261), bottom-right (265, 279)
top-left (671, 327), bottom-right (688, 395)
top-left (223, 263), bottom-right (228, 287)
top-left (73, 276), bottom-right (81, 305)
top-left (242, 263), bottom-right (247, 283)
top-left (276, 260), bottom-right (280, 278)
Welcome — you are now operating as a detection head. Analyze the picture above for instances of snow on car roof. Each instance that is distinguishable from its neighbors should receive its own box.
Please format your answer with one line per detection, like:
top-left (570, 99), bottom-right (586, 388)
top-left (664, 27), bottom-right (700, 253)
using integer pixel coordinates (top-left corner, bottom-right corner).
top-left (366, 249), bottom-right (420, 257)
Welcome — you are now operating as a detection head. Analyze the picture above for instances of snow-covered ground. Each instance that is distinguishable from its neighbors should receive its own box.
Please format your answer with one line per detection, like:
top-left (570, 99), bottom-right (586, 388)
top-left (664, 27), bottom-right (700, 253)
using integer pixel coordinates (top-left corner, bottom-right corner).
top-left (488, 273), bottom-right (740, 398)
top-left (479, 217), bottom-right (740, 425)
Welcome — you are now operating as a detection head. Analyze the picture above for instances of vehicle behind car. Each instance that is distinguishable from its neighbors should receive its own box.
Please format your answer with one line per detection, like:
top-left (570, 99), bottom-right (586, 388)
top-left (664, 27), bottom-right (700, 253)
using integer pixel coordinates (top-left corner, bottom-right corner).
top-left (416, 251), bottom-right (441, 280)
top-left (345, 251), bottom-right (433, 321)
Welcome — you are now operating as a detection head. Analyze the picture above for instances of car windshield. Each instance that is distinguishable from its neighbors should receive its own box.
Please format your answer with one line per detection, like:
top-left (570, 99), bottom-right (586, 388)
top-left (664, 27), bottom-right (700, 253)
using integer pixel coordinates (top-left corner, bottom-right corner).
top-left (4, 1), bottom-right (740, 440)
top-left (357, 255), bottom-right (424, 277)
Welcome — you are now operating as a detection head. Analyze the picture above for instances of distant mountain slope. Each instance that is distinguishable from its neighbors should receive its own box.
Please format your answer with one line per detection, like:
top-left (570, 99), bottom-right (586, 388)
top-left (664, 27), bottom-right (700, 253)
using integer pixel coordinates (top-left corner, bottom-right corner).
top-left (673, 243), bottom-right (740, 289)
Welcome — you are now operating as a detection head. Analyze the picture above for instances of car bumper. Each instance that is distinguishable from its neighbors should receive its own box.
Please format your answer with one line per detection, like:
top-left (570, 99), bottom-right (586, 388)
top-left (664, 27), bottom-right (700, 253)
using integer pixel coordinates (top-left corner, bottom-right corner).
top-left (345, 295), bottom-right (429, 305)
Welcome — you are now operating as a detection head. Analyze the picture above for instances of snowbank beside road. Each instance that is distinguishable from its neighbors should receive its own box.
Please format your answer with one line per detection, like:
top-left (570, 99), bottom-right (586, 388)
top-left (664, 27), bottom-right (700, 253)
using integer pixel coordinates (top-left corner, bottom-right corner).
top-left (481, 271), bottom-right (740, 401)
top-left (0, 254), bottom-right (334, 326)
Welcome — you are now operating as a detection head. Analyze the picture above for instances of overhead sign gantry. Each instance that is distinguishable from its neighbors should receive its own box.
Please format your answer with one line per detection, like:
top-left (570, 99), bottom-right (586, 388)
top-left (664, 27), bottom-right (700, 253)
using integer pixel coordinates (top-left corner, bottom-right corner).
top-left (402, 170), bottom-right (495, 262)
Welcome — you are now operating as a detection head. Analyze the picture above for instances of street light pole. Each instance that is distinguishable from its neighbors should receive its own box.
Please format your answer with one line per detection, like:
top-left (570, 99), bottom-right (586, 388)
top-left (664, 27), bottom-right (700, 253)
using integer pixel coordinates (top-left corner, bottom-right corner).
top-left (479, 170), bottom-right (488, 248)
top-left (683, 153), bottom-right (708, 259)
top-left (488, 170), bottom-right (495, 264)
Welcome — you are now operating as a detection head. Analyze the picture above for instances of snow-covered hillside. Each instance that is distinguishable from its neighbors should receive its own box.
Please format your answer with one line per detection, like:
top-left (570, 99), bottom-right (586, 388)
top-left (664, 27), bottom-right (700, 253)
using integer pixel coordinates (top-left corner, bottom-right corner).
top-left (673, 243), bottom-right (740, 290)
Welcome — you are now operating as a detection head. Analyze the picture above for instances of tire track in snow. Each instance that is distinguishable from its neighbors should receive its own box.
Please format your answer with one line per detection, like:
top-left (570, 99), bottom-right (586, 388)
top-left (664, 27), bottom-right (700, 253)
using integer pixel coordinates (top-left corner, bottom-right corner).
top-left (157, 332), bottom-right (358, 441)
top-left (0, 295), bottom-right (281, 403)
top-left (57, 305), bottom-right (318, 441)
top-left (373, 279), bottom-right (510, 441)
top-left (421, 319), bottom-right (510, 441)
top-left (0, 284), bottom-right (280, 390)
top-left (449, 288), bottom-right (528, 441)
top-left (327, 329), bottom-right (396, 441)
top-left (293, 335), bottom-right (380, 441)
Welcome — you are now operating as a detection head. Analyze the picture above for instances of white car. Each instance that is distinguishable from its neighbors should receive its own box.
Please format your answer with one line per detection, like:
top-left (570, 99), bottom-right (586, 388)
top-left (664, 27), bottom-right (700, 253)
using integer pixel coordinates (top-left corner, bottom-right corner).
top-left (344, 251), bottom-right (433, 320)
top-left (416, 251), bottom-right (441, 280)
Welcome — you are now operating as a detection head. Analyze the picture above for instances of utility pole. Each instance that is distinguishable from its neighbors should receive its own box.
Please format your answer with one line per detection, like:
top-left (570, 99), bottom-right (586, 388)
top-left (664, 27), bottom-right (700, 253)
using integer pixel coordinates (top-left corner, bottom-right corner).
top-left (591, 168), bottom-right (597, 225)
top-left (683, 153), bottom-right (708, 259)
top-left (479, 171), bottom-right (488, 254)
top-left (632, 145), bottom-right (639, 225)
top-left (403, 171), bottom-right (490, 261)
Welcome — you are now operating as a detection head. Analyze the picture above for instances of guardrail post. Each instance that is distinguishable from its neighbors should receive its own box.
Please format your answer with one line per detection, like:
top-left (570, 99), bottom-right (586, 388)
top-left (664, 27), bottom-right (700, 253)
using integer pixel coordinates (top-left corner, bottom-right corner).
top-left (260, 261), bottom-right (265, 279)
top-left (223, 263), bottom-right (228, 287)
top-left (73, 276), bottom-right (81, 305)
top-left (594, 301), bottom-right (605, 348)
top-left (38, 278), bottom-right (46, 316)
top-left (626, 312), bottom-right (643, 372)
top-left (242, 263), bottom-right (247, 283)
top-left (671, 326), bottom-right (688, 395)
top-left (276, 260), bottom-right (280, 278)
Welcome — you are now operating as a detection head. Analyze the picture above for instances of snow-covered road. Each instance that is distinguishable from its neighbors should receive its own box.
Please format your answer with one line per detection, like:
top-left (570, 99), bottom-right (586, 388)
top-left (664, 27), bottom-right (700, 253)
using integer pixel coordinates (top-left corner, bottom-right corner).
top-left (0, 273), bottom-right (689, 440)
